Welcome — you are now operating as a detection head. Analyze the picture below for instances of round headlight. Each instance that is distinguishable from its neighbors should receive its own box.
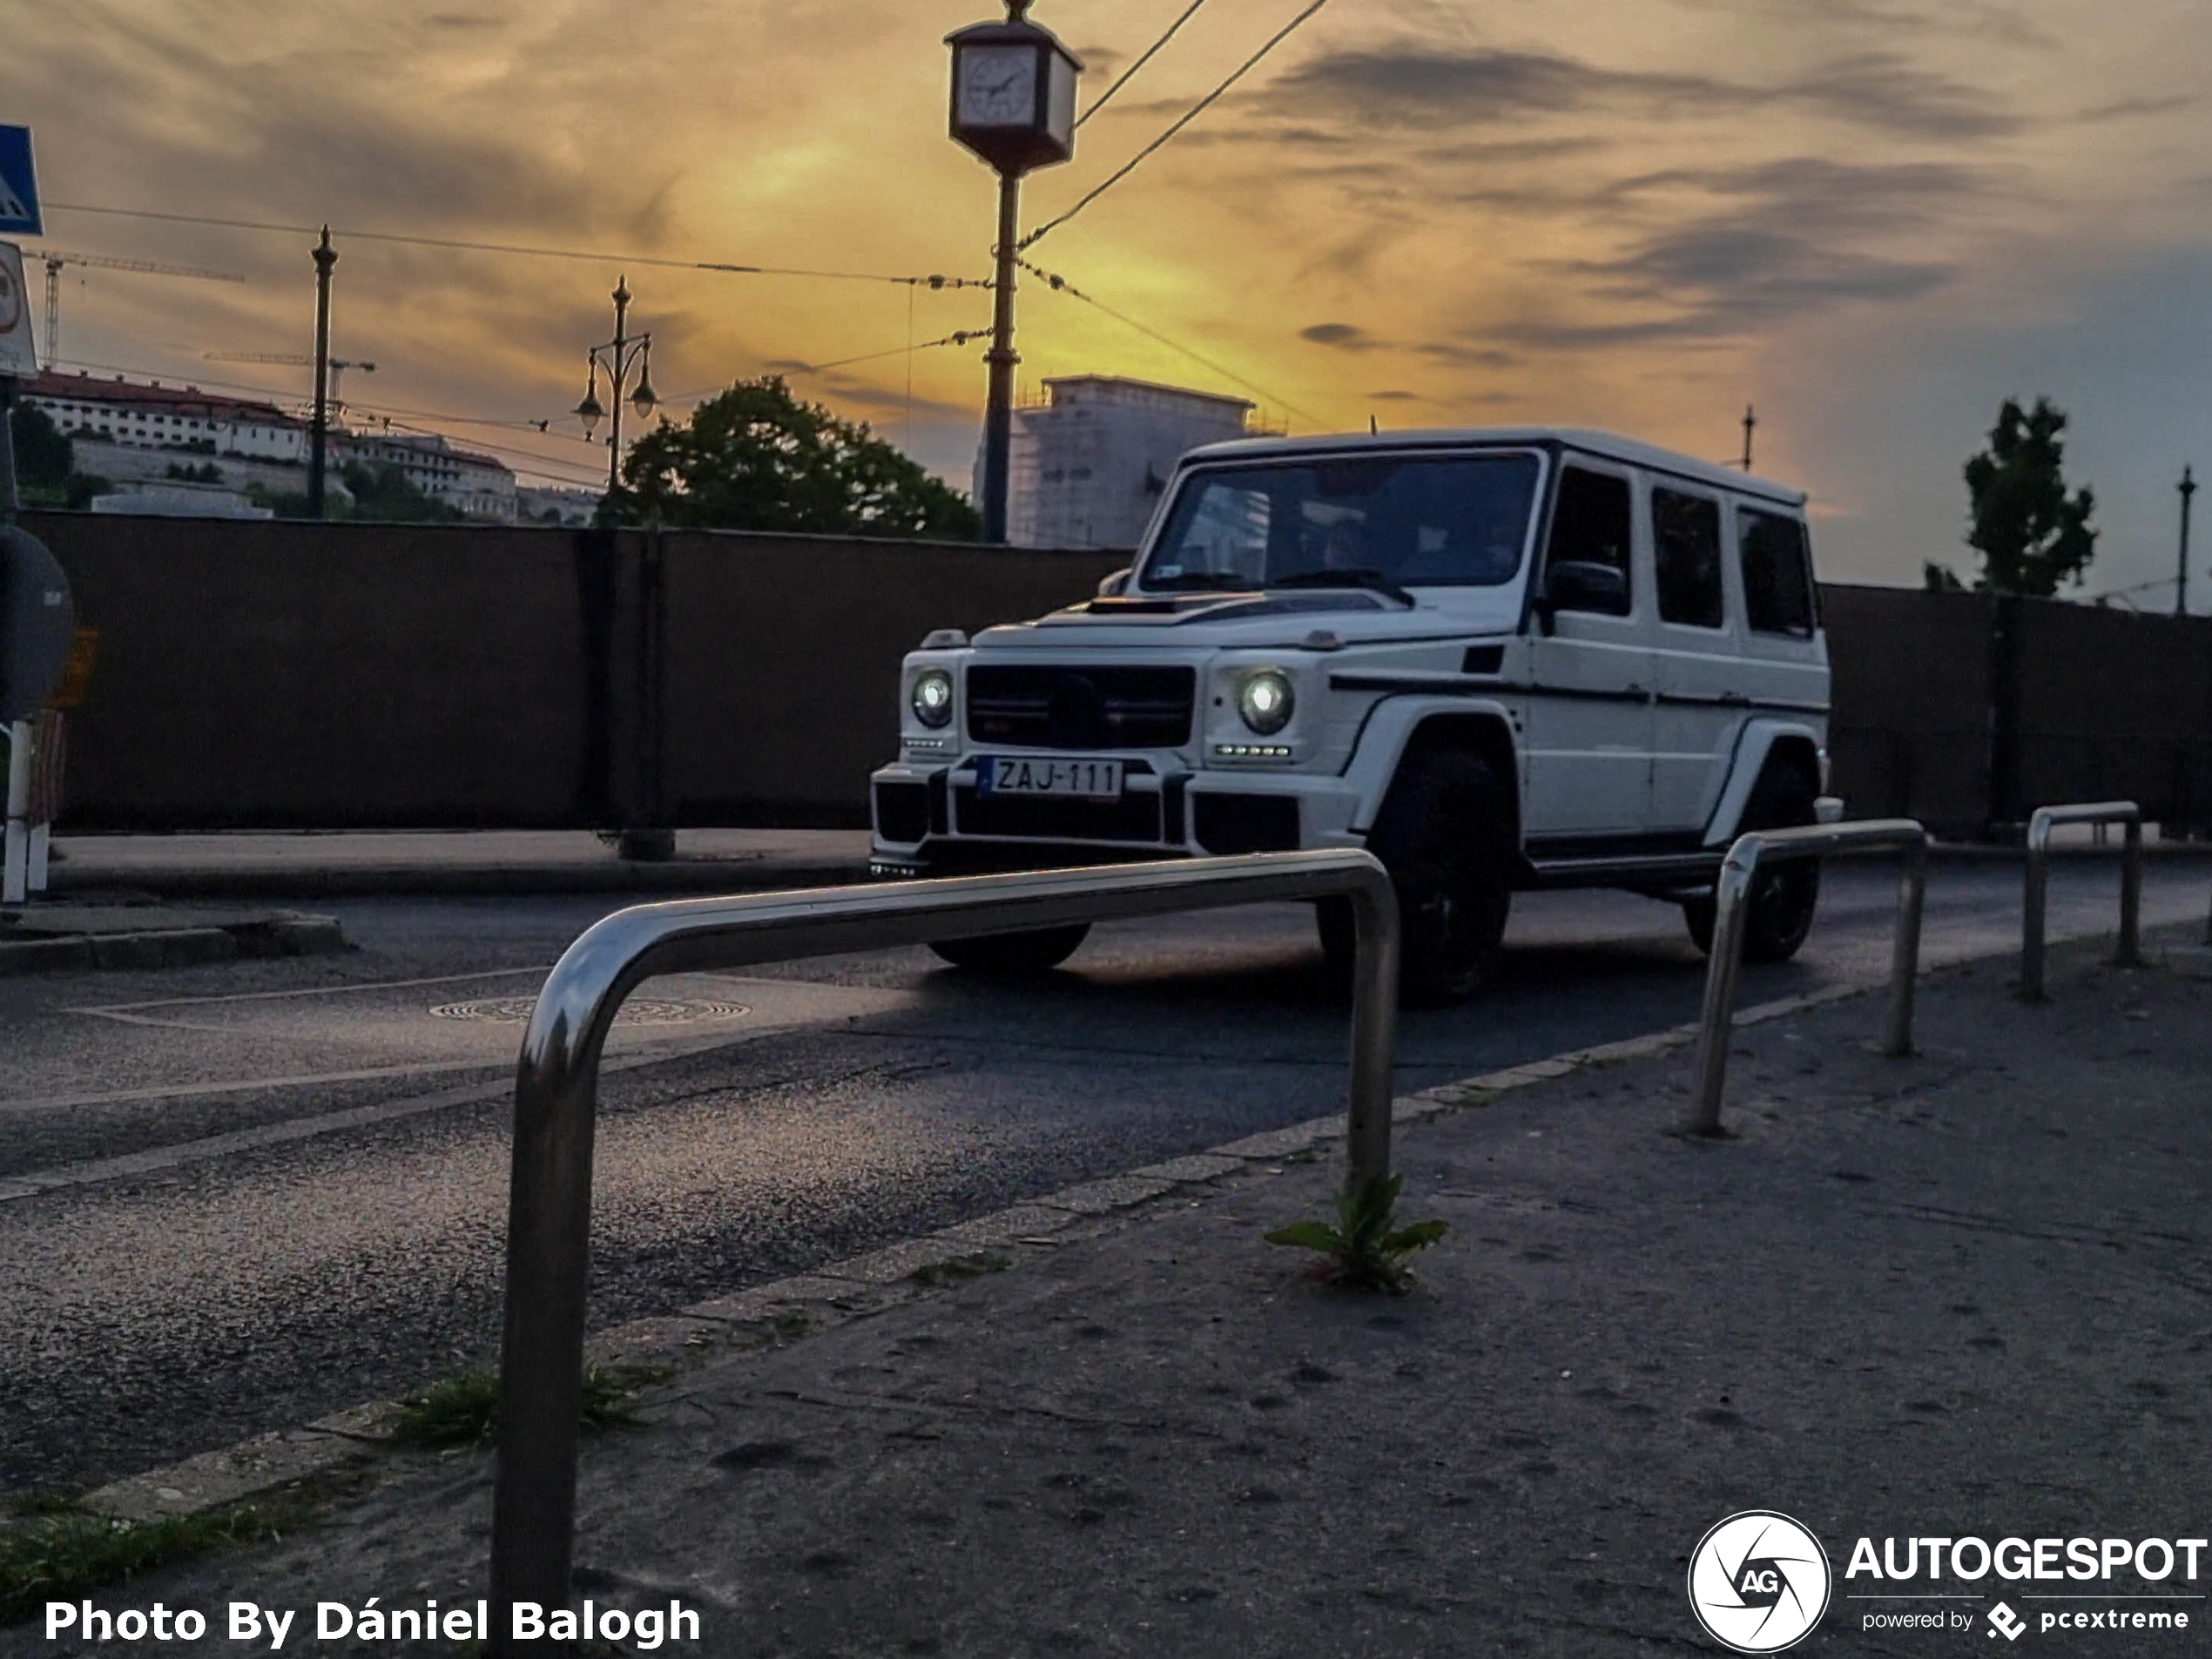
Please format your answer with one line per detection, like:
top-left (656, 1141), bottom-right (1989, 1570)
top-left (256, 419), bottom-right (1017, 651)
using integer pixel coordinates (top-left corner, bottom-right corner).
top-left (910, 668), bottom-right (954, 729)
top-left (1237, 669), bottom-right (1294, 736)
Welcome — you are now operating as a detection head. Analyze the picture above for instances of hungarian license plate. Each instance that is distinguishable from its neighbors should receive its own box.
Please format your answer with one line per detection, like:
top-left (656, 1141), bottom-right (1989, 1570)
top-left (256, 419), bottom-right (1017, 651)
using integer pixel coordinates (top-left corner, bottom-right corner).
top-left (977, 756), bottom-right (1123, 799)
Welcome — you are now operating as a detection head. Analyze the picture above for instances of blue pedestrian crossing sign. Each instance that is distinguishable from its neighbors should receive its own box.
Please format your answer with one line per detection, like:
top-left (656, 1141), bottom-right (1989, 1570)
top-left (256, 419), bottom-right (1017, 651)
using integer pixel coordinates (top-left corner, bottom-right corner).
top-left (0, 128), bottom-right (40, 237)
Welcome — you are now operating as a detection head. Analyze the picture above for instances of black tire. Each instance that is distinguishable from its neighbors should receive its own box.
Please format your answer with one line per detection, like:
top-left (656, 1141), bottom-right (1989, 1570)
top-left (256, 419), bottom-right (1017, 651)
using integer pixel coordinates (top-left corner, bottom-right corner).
top-left (928, 923), bottom-right (1090, 974)
top-left (1322, 747), bottom-right (1514, 1007)
top-left (1683, 764), bottom-right (1821, 962)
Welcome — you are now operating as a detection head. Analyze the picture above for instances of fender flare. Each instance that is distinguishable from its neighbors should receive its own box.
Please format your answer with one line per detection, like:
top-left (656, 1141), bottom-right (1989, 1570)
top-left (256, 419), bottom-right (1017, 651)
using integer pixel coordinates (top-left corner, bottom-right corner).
top-left (1702, 719), bottom-right (1824, 846)
top-left (1342, 694), bottom-right (1522, 835)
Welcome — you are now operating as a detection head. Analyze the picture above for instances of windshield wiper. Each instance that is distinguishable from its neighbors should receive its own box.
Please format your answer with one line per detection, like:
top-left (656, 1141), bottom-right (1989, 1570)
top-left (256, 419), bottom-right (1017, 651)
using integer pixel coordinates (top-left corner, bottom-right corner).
top-left (1268, 567), bottom-right (1416, 607)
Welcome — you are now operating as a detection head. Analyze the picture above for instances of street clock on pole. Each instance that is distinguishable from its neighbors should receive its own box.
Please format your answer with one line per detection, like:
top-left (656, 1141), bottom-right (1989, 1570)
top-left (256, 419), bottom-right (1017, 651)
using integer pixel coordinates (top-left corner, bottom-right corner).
top-left (946, 2), bottom-right (1082, 178)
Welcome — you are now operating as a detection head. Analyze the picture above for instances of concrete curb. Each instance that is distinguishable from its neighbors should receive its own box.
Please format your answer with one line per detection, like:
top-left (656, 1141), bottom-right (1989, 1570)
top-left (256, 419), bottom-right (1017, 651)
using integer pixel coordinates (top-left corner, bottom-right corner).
top-left (0, 914), bottom-right (345, 976)
top-left (40, 838), bottom-right (2212, 902)
top-left (46, 860), bottom-right (870, 901)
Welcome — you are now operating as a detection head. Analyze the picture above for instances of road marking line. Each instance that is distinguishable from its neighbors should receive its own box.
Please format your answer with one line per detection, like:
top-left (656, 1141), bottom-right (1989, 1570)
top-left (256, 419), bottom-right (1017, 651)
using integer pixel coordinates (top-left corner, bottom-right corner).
top-left (64, 963), bottom-right (555, 1017)
top-left (0, 1029), bottom-right (762, 1204)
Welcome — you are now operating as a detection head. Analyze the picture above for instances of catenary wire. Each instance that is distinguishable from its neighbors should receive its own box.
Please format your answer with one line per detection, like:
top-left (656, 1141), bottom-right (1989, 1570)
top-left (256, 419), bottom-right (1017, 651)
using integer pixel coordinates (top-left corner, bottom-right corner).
top-left (1076, 0), bottom-right (1211, 128)
top-left (1021, 0), bottom-right (1330, 251)
top-left (1015, 259), bottom-right (1325, 428)
top-left (41, 202), bottom-right (990, 288)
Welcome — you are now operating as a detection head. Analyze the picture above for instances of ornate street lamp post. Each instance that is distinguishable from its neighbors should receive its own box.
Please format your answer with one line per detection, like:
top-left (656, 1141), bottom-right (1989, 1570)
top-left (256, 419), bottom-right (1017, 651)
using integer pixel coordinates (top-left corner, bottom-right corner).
top-left (947, 0), bottom-right (1081, 543)
top-left (574, 276), bottom-right (658, 496)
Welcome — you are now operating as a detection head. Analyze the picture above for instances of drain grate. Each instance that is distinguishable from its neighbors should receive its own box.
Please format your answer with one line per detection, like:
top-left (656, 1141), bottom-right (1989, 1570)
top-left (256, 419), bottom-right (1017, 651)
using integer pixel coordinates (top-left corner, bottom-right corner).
top-left (428, 996), bottom-right (749, 1026)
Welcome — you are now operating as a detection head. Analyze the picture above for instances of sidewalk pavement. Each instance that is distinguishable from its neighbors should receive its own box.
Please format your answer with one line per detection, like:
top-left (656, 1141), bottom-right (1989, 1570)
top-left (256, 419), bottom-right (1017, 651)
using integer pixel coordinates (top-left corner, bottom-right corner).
top-left (0, 900), bottom-right (343, 974)
top-left (44, 825), bottom-right (2211, 901)
top-left (45, 830), bottom-right (875, 899)
top-left (12, 929), bottom-right (2212, 1655)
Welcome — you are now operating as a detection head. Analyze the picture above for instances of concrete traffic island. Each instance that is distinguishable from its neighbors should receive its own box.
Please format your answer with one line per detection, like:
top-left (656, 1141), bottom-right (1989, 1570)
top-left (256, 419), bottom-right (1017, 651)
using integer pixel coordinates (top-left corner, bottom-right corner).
top-left (0, 900), bottom-right (343, 974)
top-left (13, 931), bottom-right (2208, 1654)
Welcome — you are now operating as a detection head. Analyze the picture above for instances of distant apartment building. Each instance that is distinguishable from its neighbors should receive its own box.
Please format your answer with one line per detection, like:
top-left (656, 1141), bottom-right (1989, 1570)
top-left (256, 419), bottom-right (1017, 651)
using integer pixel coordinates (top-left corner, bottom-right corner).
top-left (341, 431), bottom-right (517, 523)
top-left (21, 368), bottom-right (307, 462)
top-left (983, 375), bottom-right (1254, 550)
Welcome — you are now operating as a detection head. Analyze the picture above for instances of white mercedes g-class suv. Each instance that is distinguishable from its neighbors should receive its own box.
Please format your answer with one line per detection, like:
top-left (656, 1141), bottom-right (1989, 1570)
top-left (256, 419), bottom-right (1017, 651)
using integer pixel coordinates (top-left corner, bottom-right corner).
top-left (871, 428), bottom-right (1838, 1004)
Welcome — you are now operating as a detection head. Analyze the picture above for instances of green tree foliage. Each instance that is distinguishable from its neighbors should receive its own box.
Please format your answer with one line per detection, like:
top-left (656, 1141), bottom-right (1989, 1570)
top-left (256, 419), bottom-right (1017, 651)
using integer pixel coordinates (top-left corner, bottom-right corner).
top-left (611, 376), bottom-right (980, 539)
top-left (336, 461), bottom-right (464, 523)
top-left (1957, 396), bottom-right (2098, 597)
top-left (10, 404), bottom-right (73, 497)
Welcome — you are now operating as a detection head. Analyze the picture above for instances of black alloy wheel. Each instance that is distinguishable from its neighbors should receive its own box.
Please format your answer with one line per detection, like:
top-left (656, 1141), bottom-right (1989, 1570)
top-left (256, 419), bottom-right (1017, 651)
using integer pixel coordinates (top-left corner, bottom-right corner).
top-left (1319, 747), bottom-right (1514, 1007)
top-left (1683, 764), bottom-right (1822, 962)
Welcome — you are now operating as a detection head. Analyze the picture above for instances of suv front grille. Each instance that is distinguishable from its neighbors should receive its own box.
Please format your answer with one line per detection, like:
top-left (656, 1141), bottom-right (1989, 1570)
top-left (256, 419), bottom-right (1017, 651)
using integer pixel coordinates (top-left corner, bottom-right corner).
top-left (966, 664), bottom-right (1196, 751)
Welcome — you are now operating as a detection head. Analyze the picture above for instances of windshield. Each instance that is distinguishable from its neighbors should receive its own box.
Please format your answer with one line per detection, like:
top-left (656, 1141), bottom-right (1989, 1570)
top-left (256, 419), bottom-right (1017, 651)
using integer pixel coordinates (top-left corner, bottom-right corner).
top-left (1139, 452), bottom-right (1541, 593)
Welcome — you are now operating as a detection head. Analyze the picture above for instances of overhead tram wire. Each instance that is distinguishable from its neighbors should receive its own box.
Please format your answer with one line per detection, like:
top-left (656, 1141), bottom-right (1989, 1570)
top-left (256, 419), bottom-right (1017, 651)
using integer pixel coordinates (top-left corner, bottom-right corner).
top-left (1076, 0), bottom-right (1211, 128)
top-left (656, 329), bottom-right (990, 409)
top-left (43, 201), bottom-right (991, 289)
top-left (1013, 259), bottom-right (1325, 428)
top-left (1020, 0), bottom-right (1332, 252)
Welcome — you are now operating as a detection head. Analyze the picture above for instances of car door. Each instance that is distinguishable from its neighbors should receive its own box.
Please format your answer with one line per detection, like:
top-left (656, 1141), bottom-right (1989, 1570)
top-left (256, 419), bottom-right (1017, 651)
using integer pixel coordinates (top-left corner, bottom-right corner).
top-left (1732, 500), bottom-right (1828, 734)
top-left (1647, 482), bottom-right (1740, 831)
top-left (1522, 459), bottom-right (1654, 836)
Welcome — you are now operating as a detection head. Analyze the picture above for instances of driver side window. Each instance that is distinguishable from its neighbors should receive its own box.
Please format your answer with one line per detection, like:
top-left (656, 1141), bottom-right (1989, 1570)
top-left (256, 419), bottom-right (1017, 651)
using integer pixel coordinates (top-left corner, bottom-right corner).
top-left (1546, 467), bottom-right (1634, 615)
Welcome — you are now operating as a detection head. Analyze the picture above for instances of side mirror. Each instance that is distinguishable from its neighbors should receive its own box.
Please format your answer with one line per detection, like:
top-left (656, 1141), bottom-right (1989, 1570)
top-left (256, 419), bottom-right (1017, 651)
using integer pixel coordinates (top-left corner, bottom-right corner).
top-left (1541, 560), bottom-right (1630, 619)
top-left (1097, 567), bottom-right (1132, 598)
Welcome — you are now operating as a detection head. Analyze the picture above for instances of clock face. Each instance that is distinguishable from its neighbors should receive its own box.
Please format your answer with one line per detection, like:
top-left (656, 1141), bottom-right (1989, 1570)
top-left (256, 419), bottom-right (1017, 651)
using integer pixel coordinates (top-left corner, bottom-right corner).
top-left (959, 44), bottom-right (1036, 127)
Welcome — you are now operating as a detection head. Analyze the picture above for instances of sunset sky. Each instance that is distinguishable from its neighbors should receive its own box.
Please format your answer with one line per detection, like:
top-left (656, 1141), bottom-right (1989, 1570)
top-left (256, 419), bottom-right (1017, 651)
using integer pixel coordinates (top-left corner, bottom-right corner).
top-left (15, 0), bottom-right (2209, 599)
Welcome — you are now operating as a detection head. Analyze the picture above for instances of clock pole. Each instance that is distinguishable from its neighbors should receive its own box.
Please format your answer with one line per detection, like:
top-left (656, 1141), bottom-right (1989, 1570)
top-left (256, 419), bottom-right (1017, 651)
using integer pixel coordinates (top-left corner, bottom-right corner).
top-left (981, 168), bottom-right (1021, 544)
top-left (948, 0), bottom-right (1081, 544)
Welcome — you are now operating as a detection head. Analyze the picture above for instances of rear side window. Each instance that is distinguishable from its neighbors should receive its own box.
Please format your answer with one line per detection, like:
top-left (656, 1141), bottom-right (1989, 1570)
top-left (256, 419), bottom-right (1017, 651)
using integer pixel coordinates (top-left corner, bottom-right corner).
top-left (1652, 487), bottom-right (1724, 628)
top-left (1547, 467), bottom-right (1634, 594)
top-left (1739, 508), bottom-right (1817, 637)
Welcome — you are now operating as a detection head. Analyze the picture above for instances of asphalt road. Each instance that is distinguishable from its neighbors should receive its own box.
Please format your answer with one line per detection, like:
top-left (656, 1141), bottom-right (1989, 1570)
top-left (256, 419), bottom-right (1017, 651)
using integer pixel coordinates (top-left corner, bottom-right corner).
top-left (1, 856), bottom-right (2203, 1497)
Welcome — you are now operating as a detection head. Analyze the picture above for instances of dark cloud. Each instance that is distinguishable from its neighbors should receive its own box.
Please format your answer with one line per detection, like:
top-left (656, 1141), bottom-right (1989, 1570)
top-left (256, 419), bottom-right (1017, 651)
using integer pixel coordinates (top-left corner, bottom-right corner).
top-left (1269, 43), bottom-right (2014, 140)
top-left (1782, 52), bottom-right (2016, 138)
top-left (1301, 322), bottom-right (1378, 349)
top-left (1663, 0), bottom-right (2059, 50)
top-left (1270, 47), bottom-right (1723, 129)
top-left (1366, 388), bottom-right (1422, 401)
top-left (2075, 94), bottom-right (2201, 123)
top-left (424, 13), bottom-right (503, 29)
top-left (1416, 343), bottom-right (1519, 369)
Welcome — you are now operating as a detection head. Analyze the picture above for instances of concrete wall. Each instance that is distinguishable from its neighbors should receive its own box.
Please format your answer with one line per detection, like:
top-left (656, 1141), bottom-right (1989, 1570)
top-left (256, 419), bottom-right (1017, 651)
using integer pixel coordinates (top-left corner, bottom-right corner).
top-left (21, 512), bottom-right (2211, 837)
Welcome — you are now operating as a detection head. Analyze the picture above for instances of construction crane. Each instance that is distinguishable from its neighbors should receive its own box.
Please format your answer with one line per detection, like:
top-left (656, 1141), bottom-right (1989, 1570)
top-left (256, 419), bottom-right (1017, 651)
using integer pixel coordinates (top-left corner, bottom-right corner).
top-left (203, 350), bottom-right (375, 414)
top-left (37, 250), bottom-right (246, 362)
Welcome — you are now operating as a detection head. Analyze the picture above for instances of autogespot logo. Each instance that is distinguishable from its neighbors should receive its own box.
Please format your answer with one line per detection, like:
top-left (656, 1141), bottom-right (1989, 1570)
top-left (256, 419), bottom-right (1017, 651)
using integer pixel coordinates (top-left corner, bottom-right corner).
top-left (1688, 1511), bottom-right (1833, 1653)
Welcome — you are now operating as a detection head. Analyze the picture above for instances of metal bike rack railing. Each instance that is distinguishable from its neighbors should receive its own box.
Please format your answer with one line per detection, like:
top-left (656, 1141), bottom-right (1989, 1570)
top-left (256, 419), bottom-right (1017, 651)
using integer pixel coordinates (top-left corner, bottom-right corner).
top-left (485, 849), bottom-right (1399, 1643)
top-left (2020, 801), bottom-right (2141, 1001)
top-left (1681, 819), bottom-right (1929, 1136)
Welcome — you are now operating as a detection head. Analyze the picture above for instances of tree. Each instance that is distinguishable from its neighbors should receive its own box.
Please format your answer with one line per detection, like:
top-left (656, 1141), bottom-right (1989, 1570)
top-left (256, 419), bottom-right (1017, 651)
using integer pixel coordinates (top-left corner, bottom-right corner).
top-left (1951, 396), bottom-right (2097, 597)
top-left (10, 404), bottom-right (73, 501)
top-left (335, 461), bottom-right (463, 523)
top-left (610, 376), bottom-right (980, 539)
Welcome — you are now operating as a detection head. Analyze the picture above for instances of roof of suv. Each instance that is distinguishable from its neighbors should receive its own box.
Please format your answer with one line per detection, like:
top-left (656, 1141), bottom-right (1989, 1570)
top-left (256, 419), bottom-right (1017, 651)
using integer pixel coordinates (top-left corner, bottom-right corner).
top-left (1181, 426), bottom-right (1808, 508)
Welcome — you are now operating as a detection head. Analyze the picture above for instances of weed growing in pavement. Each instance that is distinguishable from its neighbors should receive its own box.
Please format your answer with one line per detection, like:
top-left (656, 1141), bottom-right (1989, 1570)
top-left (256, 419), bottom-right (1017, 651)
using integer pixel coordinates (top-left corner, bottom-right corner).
top-left (394, 1364), bottom-right (674, 1447)
top-left (0, 1502), bottom-right (305, 1625)
top-left (1265, 1173), bottom-right (1447, 1294)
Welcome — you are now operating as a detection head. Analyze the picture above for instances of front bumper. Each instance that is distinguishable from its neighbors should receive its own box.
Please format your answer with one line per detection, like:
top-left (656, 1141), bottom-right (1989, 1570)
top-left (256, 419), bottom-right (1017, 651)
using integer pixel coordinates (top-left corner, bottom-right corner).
top-left (869, 755), bottom-right (1363, 875)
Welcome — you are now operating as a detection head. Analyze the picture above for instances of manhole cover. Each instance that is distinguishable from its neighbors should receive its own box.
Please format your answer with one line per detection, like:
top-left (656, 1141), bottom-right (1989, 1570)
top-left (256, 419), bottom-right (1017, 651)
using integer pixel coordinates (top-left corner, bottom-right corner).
top-left (428, 996), bottom-right (748, 1026)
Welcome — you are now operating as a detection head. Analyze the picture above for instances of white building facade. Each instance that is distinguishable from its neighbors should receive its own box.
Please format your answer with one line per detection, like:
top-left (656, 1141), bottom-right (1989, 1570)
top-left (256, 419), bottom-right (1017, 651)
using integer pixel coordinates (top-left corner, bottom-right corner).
top-left (22, 369), bottom-right (307, 462)
top-left (984, 375), bottom-right (1254, 550)
top-left (341, 431), bottom-right (517, 522)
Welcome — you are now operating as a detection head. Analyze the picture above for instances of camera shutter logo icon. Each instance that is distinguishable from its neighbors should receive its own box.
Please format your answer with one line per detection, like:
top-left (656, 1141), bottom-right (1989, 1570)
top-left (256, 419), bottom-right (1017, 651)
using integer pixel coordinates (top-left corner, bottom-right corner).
top-left (1687, 1511), bottom-right (1832, 1653)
